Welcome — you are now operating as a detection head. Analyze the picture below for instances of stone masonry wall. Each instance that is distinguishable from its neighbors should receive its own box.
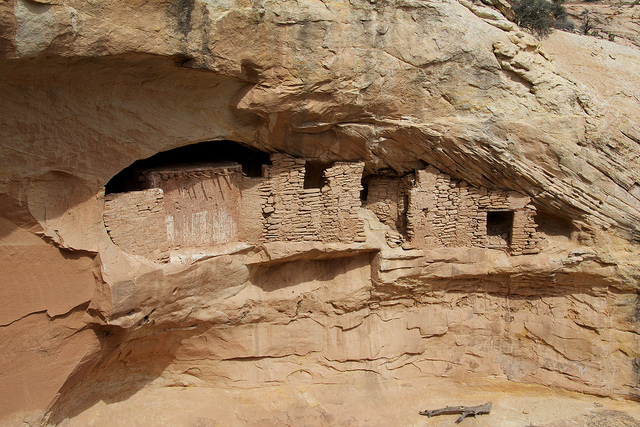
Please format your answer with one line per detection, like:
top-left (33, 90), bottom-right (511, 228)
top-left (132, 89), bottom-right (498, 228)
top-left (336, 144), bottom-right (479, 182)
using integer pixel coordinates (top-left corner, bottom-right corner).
top-left (103, 159), bottom-right (539, 258)
top-left (261, 154), bottom-right (366, 243)
top-left (323, 161), bottom-right (367, 242)
top-left (407, 166), bottom-right (541, 255)
top-left (103, 189), bottom-right (169, 262)
top-left (366, 175), bottom-right (413, 234)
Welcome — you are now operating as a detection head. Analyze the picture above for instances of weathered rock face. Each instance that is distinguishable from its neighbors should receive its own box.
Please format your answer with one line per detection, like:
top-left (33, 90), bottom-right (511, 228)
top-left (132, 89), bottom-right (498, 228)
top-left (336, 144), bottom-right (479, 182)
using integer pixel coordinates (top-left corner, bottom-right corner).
top-left (1, 0), bottom-right (639, 424)
top-left (565, 0), bottom-right (640, 49)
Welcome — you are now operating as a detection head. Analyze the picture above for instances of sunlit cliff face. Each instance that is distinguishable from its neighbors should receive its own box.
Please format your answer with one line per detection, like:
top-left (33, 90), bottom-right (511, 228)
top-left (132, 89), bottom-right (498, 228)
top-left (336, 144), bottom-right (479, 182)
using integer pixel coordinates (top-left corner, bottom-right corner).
top-left (0, 0), bottom-right (639, 424)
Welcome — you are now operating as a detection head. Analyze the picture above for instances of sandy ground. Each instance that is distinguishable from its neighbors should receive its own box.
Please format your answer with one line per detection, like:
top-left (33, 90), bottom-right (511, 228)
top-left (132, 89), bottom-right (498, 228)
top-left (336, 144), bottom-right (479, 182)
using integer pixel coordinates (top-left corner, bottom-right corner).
top-left (17, 374), bottom-right (636, 426)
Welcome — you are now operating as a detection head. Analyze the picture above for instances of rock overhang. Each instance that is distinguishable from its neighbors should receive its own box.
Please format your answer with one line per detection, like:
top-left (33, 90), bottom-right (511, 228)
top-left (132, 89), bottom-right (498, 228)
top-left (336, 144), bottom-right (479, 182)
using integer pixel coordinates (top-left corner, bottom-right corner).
top-left (1, 0), bottom-right (640, 423)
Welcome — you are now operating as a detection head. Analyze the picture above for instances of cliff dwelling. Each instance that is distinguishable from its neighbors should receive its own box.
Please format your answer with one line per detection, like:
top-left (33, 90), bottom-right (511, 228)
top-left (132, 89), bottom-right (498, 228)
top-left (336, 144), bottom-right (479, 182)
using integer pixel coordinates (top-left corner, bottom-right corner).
top-left (103, 147), bottom-right (368, 261)
top-left (365, 166), bottom-right (541, 254)
top-left (103, 143), bottom-right (540, 262)
top-left (4, 1), bottom-right (640, 424)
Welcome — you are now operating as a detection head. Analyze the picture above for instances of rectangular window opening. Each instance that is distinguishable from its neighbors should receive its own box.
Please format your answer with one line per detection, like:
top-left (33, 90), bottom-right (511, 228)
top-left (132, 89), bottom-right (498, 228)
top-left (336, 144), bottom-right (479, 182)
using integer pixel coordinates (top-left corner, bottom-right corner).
top-left (486, 211), bottom-right (514, 249)
top-left (304, 161), bottom-right (329, 189)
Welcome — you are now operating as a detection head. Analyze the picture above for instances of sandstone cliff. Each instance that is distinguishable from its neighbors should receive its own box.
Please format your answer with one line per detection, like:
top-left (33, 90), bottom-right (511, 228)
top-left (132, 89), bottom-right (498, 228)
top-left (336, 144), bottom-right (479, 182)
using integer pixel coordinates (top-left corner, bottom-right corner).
top-left (0, 0), bottom-right (639, 425)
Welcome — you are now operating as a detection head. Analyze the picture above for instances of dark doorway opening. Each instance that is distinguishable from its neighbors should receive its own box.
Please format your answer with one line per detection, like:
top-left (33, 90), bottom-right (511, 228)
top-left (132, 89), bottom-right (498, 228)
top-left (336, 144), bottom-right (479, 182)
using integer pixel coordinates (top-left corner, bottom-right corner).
top-left (487, 211), bottom-right (514, 248)
top-left (105, 140), bottom-right (271, 194)
top-left (360, 181), bottom-right (369, 204)
top-left (304, 161), bottom-right (330, 189)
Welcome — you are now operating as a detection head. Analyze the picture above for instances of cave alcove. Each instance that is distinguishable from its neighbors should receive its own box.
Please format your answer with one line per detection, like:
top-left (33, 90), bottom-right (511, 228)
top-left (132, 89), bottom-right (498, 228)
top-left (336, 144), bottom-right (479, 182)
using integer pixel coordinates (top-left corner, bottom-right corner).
top-left (104, 140), bottom-right (271, 194)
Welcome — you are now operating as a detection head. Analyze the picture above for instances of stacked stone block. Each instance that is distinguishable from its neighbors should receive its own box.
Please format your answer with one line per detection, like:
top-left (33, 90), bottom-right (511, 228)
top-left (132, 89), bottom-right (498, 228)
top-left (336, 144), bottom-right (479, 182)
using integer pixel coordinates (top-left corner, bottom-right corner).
top-left (366, 175), bottom-right (413, 234)
top-left (512, 205), bottom-right (541, 255)
top-left (405, 166), bottom-right (541, 255)
top-left (103, 188), bottom-right (169, 262)
top-left (261, 154), bottom-right (366, 243)
top-left (323, 162), bottom-right (367, 242)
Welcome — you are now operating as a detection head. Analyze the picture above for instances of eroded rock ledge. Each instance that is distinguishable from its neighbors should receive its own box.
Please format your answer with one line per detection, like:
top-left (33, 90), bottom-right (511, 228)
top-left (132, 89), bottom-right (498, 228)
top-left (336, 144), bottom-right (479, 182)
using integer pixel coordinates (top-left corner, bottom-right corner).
top-left (0, 0), bottom-right (639, 424)
top-left (40, 148), bottom-right (640, 424)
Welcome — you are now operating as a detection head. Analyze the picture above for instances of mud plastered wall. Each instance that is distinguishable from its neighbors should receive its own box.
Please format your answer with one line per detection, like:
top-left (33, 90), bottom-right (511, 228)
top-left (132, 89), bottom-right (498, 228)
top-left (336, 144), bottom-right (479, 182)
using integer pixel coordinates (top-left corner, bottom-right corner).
top-left (144, 163), bottom-right (243, 248)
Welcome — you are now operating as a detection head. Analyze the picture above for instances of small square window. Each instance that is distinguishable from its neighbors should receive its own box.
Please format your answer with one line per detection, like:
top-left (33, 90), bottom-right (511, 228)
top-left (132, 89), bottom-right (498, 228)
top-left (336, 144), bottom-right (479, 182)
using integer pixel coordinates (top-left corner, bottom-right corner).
top-left (487, 211), bottom-right (514, 248)
top-left (304, 161), bottom-right (329, 189)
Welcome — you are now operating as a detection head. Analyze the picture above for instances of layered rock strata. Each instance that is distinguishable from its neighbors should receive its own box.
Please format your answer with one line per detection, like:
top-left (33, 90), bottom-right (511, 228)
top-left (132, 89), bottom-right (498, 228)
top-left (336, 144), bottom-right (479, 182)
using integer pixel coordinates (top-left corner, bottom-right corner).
top-left (0, 0), bottom-right (639, 424)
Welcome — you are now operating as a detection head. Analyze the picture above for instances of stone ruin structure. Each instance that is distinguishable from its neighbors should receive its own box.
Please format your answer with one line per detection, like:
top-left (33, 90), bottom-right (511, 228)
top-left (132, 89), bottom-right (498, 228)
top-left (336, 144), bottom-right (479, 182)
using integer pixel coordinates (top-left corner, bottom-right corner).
top-left (104, 162), bottom-right (244, 262)
top-left (407, 167), bottom-right (540, 254)
top-left (104, 153), bottom-right (541, 261)
top-left (366, 166), bottom-right (541, 254)
top-left (260, 154), bottom-right (366, 243)
top-left (103, 154), bottom-right (368, 261)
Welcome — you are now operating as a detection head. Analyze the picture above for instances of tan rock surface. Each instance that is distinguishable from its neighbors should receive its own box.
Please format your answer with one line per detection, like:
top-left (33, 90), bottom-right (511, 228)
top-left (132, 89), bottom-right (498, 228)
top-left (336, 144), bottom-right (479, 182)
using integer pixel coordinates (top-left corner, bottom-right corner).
top-left (0, 310), bottom-right (100, 422)
top-left (0, 0), bottom-right (639, 425)
top-left (32, 377), bottom-right (640, 427)
top-left (565, 1), bottom-right (640, 48)
top-left (0, 216), bottom-right (95, 325)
